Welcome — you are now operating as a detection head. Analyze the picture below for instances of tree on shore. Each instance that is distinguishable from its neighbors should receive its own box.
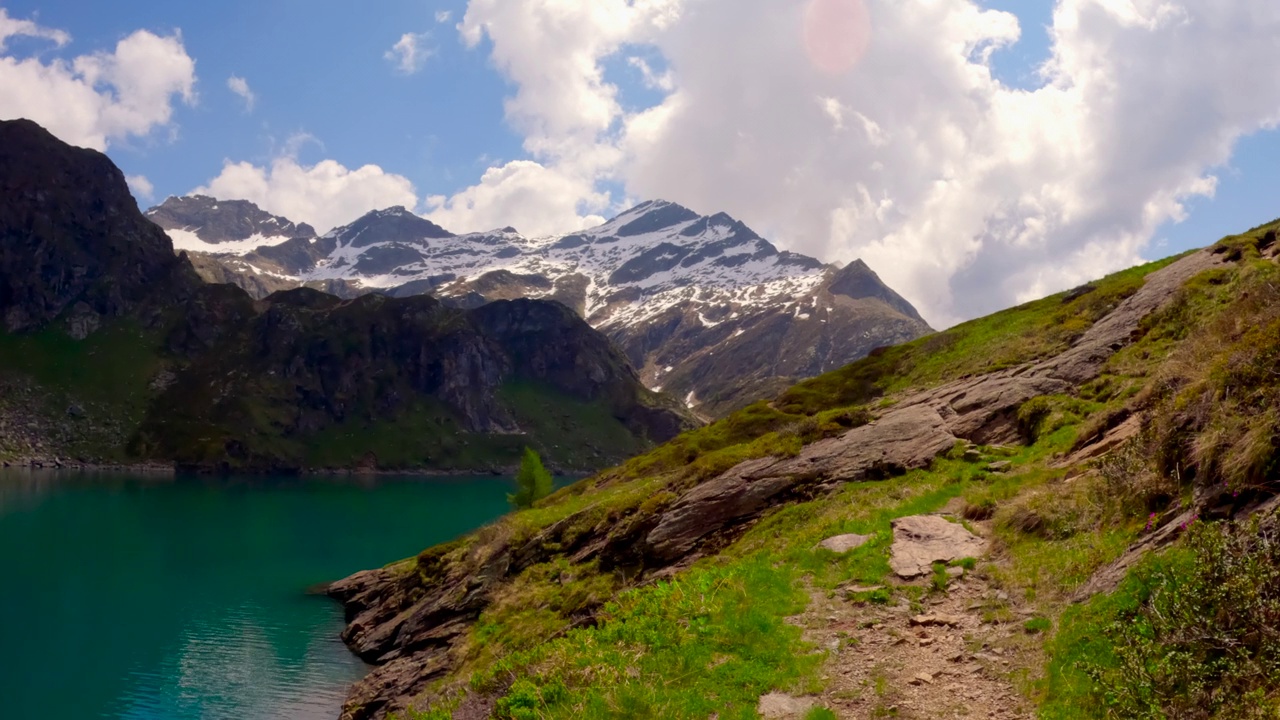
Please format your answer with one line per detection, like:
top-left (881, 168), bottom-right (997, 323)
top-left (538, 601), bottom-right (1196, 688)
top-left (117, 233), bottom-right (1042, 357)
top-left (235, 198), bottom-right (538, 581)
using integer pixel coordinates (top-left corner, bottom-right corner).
top-left (509, 447), bottom-right (553, 509)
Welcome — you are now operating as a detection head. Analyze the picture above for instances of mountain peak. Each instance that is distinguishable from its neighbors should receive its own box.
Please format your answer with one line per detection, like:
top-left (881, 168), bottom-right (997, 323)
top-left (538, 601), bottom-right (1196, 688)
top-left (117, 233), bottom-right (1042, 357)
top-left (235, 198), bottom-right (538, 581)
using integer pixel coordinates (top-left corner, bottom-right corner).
top-left (147, 195), bottom-right (317, 244)
top-left (327, 207), bottom-right (454, 248)
top-left (611, 200), bottom-right (702, 237)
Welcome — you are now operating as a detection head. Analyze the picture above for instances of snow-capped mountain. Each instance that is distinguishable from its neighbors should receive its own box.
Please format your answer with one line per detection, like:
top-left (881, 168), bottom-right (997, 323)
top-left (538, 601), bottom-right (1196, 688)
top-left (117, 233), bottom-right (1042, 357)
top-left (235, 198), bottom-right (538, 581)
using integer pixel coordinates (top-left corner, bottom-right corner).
top-left (146, 195), bottom-right (316, 254)
top-left (146, 196), bottom-right (932, 417)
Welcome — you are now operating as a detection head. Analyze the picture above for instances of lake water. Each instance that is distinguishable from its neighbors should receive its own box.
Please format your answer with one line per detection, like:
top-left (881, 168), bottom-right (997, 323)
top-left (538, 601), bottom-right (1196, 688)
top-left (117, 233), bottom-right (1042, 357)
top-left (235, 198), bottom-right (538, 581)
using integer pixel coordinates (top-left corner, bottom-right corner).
top-left (0, 470), bottom-right (513, 719)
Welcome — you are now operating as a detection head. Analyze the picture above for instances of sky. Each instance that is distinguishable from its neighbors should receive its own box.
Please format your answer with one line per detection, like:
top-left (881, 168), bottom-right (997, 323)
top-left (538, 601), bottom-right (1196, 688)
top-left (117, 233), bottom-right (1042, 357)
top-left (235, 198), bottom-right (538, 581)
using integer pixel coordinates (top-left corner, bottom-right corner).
top-left (2, 0), bottom-right (1279, 327)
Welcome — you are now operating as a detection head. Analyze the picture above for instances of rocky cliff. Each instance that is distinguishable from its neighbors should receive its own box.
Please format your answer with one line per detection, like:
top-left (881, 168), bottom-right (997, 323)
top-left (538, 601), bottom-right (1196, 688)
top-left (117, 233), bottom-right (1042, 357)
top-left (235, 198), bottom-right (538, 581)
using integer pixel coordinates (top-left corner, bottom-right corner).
top-left (326, 222), bottom-right (1280, 718)
top-left (0, 119), bottom-right (694, 472)
top-left (0, 119), bottom-right (199, 334)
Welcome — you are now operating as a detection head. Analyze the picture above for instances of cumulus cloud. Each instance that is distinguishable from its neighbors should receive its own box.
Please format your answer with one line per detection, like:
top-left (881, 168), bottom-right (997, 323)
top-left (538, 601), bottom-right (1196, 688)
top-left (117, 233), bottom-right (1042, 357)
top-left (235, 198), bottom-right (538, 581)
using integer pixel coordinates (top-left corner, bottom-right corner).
top-left (226, 75), bottom-right (254, 111)
top-left (195, 150), bottom-right (420, 233)
top-left (126, 174), bottom-right (155, 201)
top-left (0, 10), bottom-right (195, 151)
top-left (385, 32), bottom-right (433, 74)
top-left (425, 160), bottom-right (610, 236)
top-left (452, 0), bottom-right (1280, 326)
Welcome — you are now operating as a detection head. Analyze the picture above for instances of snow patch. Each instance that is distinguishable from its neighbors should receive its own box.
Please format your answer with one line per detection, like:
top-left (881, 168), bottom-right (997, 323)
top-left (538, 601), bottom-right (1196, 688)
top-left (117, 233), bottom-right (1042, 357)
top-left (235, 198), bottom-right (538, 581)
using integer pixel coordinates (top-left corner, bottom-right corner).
top-left (166, 228), bottom-right (294, 256)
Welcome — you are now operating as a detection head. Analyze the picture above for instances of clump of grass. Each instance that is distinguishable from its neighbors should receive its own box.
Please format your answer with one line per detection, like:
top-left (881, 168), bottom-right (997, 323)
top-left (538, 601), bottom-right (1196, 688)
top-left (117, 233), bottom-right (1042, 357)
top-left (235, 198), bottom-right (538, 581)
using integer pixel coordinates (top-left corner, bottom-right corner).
top-left (1023, 616), bottom-right (1051, 634)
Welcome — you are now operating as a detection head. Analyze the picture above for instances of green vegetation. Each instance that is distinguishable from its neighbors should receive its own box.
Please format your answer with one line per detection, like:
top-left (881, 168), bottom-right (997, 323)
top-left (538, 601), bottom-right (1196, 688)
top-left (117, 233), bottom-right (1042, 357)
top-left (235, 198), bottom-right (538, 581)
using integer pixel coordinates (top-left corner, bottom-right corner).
top-left (509, 448), bottom-right (553, 509)
top-left (0, 320), bottom-right (165, 460)
top-left (381, 232), bottom-right (1280, 719)
top-left (1045, 519), bottom-right (1280, 719)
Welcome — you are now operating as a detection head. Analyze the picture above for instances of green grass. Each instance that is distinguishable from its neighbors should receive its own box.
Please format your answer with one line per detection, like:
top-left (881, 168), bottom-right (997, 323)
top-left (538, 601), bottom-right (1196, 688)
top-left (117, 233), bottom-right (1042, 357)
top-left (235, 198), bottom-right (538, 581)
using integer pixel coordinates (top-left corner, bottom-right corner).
top-left (0, 321), bottom-right (162, 412)
top-left (403, 454), bottom-right (1019, 717)
top-left (0, 320), bottom-right (165, 459)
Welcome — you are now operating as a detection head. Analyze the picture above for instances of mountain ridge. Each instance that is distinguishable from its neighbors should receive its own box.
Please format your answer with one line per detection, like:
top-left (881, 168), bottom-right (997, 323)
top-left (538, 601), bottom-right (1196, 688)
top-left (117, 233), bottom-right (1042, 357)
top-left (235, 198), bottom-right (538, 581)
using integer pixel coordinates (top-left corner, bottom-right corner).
top-left (0, 118), bottom-right (693, 472)
top-left (147, 196), bottom-right (933, 416)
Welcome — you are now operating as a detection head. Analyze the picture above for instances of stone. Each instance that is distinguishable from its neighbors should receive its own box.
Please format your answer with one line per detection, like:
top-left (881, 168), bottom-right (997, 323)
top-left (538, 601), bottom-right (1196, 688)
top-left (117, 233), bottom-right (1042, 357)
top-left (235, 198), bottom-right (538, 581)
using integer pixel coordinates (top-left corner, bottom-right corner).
top-left (986, 461), bottom-right (1012, 473)
top-left (911, 672), bottom-right (935, 685)
top-left (946, 566), bottom-right (965, 578)
top-left (889, 515), bottom-right (987, 579)
top-left (818, 533), bottom-right (872, 553)
top-left (911, 614), bottom-right (964, 627)
top-left (757, 692), bottom-right (816, 718)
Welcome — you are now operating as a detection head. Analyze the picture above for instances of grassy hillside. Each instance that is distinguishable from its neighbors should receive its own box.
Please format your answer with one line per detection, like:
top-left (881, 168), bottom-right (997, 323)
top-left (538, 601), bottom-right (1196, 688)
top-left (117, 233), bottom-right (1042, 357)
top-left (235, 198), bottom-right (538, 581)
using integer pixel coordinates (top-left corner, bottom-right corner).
top-left (342, 218), bottom-right (1280, 719)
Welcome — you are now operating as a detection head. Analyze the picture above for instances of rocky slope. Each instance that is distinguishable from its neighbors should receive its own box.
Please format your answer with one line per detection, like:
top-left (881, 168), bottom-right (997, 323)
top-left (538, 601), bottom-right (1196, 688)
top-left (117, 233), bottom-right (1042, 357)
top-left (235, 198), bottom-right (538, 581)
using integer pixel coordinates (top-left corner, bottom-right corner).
top-left (0, 119), bottom-right (693, 472)
top-left (146, 197), bottom-right (932, 417)
top-left (325, 222), bottom-right (1280, 718)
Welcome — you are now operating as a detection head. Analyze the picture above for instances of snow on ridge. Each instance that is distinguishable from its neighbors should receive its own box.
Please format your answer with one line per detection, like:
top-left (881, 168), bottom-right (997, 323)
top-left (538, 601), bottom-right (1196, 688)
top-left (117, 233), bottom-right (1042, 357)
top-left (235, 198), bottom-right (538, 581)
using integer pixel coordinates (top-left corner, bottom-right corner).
top-left (166, 228), bottom-right (295, 257)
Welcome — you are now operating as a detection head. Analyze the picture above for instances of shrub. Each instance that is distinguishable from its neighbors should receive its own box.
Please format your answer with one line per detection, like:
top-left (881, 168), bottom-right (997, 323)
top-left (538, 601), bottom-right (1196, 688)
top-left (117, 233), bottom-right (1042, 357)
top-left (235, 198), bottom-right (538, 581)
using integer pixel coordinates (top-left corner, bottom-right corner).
top-left (1078, 517), bottom-right (1280, 719)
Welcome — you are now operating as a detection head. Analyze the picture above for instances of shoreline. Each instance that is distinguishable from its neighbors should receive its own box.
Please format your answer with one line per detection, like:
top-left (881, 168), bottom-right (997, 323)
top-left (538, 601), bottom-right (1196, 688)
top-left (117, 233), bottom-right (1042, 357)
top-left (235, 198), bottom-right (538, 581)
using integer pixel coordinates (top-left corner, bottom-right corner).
top-left (0, 456), bottom-right (589, 479)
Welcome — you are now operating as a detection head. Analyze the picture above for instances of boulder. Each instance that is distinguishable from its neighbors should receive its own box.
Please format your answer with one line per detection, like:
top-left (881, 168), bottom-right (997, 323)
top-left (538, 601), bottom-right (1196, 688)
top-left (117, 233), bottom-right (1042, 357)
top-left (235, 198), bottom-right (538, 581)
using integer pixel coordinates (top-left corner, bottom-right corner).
top-left (889, 515), bottom-right (987, 579)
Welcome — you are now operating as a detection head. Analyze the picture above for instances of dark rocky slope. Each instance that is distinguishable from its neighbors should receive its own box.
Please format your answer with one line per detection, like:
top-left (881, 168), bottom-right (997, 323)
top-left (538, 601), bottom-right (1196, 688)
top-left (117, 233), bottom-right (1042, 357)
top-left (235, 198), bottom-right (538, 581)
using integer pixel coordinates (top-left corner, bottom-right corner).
top-left (0, 119), bottom-right (199, 334)
top-left (0, 119), bottom-right (693, 471)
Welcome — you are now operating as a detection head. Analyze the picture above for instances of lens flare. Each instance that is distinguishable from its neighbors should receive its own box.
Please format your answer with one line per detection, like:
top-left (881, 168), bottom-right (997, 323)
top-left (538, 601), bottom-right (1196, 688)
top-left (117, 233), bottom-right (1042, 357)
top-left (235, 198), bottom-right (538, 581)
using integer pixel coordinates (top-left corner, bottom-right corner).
top-left (803, 0), bottom-right (872, 76)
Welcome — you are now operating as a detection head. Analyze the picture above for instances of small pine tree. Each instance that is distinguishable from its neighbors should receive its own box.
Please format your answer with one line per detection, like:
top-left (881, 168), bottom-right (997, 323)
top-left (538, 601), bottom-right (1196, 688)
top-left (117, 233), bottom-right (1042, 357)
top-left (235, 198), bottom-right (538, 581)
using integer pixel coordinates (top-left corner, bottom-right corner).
top-left (508, 447), bottom-right (553, 509)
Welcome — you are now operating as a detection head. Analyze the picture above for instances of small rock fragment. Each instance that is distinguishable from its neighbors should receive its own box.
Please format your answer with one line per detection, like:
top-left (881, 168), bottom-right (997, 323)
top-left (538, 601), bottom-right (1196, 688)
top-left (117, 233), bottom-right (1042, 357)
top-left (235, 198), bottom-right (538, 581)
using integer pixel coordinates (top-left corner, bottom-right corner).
top-left (757, 692), bottom-right (815, 719)
top-left (911, 672), bottom-right (934, 685)
top-left (910, 614), bottom-right (964, 627)
top-left (986, 460), bottom-right (1013, 473)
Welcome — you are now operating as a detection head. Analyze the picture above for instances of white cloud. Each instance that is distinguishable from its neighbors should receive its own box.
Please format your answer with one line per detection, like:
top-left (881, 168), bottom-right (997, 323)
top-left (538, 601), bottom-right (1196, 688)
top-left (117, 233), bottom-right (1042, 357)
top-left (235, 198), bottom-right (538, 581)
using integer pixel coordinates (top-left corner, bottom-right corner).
top-left (126, 174), bottom-right (155, 201)
top-left (226, 75), bottom-right (254, 112)
top-left (0, 10), bottom-right (195, 151)
top-left (425, 160), bottom-right (610, 236)
top-left (385, 32), bottom-right (433, 75)
top-left (195, 151), bottom-right (420, 234)
top-left (453, 0), bottom-right (1280, 326)
top-left (0, 8), bottom-right (70, 50)
top-left (628, 56), bottom-right (673, 91)
top-left (435, 10), bottom-right (452, 23)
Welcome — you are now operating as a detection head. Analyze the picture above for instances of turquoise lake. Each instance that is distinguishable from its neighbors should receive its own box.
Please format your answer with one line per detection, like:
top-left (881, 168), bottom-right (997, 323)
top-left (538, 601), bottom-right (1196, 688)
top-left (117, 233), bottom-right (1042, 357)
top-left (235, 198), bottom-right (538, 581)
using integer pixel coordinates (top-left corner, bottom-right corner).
top-left (0, 470), bottom-right (514, 719)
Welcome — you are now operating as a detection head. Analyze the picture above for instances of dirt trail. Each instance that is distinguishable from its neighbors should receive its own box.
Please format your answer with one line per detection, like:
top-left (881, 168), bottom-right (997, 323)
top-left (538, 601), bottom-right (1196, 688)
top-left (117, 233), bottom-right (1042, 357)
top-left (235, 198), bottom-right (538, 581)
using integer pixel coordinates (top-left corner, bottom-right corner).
top-left (786, 528), bottom-right (1033, 718)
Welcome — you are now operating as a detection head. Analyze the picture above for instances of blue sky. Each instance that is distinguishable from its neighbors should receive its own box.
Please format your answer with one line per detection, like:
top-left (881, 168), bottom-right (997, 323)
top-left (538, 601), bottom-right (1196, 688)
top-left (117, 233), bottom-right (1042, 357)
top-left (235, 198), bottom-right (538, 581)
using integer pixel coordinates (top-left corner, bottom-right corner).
top-left (2, 0), bottom-right (526, 208)
top-left (2, 0), bottom-right (1279, 324)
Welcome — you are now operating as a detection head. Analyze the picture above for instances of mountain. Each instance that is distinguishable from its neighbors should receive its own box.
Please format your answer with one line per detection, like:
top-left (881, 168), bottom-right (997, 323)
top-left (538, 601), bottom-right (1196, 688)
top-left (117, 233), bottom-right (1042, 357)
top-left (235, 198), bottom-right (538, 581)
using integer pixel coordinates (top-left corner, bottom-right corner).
top-left (146, 197), bottom-right (933, 416)
top-left (0, 119), bottom-right (693, 472)
top-left (0, 120), bottom-right (197, 335)
top-left (325, 222), bottom-right (1280, 719)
